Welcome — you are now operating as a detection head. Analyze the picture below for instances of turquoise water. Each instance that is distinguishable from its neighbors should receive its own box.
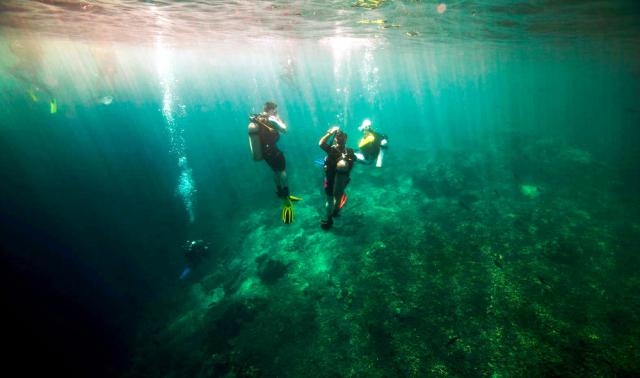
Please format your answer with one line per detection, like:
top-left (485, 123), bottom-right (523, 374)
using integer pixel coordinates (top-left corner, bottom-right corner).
top-left (1, 1), bottom-right (639, 377)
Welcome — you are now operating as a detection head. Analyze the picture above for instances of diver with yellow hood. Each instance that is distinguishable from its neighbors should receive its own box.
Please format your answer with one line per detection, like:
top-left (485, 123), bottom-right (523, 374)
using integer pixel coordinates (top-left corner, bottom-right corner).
top-left (355, 119), bottom-right (388, 167)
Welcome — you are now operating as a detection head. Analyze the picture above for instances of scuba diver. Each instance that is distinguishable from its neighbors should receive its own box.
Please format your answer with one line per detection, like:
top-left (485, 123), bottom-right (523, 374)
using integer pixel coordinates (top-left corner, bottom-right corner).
top-left (248, 101), bottom-right (301, 224)
top-left (319, 126), bottom-right (356, 230)
top-left (8, 39), bottom-right (57, 114)
top-left (355, 119), bottom-right (388, 167)
top-left (179, 239), bottom-right (210, 280)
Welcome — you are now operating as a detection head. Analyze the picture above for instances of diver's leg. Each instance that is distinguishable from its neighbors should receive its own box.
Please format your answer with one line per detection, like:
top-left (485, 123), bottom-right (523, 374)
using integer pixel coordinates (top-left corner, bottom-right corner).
top-left (325, 194), bottom-right (335, 218)
top-left (331, 160), bottom-right (350, 215)
top-left (275, 169), bottom-right (289, 198)
top-left (321, 174), bottom-right (335, 230)
top-left (279, 170), bottom-right (288, 190)
top-left (321, 195), bottom-right (334, 230)
top-left (375, 149), bottom-right (384, 167)
top-left (376, 141), bottom-right (387, 167)
top-left (266, 149), bottom-right (289, 198)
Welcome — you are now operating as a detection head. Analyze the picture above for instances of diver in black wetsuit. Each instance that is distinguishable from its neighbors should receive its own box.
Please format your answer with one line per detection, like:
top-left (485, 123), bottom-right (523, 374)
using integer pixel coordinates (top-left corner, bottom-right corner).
top-left (247, 101), bottom-right (290, 198)
top-left (319, 126), bottom-right (356, 230)
top-left (179, 239), bottom-right (210, 280)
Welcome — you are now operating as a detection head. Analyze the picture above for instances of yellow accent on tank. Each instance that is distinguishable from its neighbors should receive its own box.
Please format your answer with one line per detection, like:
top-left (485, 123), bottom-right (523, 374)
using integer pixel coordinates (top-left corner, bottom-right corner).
top-left (358, 134), bottom-right (375, 148)
top-left (50, 99), bottom-right (57, 114)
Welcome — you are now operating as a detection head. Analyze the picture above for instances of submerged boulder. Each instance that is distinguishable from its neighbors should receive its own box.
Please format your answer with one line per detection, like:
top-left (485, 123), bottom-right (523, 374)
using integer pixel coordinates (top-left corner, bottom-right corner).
top-left (255, 254), bottom-right (288, 285)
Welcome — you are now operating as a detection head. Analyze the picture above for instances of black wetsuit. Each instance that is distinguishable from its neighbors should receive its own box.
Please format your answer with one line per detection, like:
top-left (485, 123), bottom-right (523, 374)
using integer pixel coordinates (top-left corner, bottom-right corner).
top-left (321, 143), bottom-right (356, 196)
top-left (253, 114), bottom-right (286, 172)
top-left (184, 241), bottom-right (209, 269)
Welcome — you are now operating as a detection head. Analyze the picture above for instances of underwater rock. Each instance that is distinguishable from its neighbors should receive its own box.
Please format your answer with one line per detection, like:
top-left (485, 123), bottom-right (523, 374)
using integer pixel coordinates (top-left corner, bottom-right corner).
top-left (541, 239), bottom-right (580, 266)
top-left (520, 184), bottom-right (541, 198)
top-left (216, 302), bottom-right (256, 339)
top-left (222, 269), bottom-right (247, 297)
top-left (535, 273), bottom-right (551, 288)
top-left (256, 255), bottom-right (288, 285)
top-left (458, 193), bottom-right (479, 210)
top-left (191, 283), bottom-right (226, 310)
top-left (364, 241), bottom-right (387, 257)
top-left (446, 336), bottom-right (460, 346)
top-left (560, 147), bottom-right (592, 164)
top-left (255, 253), bottom-right (269, 266)
top-left (207, 287), bottom-right (226, 307)
top-left (459, 192), bottom-right (480, 204)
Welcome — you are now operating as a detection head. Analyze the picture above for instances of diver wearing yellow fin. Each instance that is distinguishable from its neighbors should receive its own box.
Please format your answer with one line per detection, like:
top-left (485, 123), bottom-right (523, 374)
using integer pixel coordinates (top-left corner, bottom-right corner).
top-left (27, 87), bottom-right (39, 102)
top-left (282, 195), bottom-right (302, 224)
top-left (247, 101), bottom-right (301, 224)
top-left (248, 102), bottom-right (289, 196)
top-left (26, 86), bottom-right (57, 114)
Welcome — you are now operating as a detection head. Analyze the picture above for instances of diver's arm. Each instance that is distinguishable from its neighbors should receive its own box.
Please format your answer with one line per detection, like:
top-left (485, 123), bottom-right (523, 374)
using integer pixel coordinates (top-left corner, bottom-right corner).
top-left (268, 115), bottom-right (287, 134)
top-left (375, 149), bottom-right (385, 167)
top-left (354, 152), bottom-right (369, 163)
top-left (319, 127), bottom-right (339, 149)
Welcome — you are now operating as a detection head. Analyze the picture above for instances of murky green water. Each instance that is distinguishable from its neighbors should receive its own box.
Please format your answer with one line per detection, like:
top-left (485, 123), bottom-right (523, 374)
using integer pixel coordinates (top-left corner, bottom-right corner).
top-left (1, 1), bottom-right (639, 376)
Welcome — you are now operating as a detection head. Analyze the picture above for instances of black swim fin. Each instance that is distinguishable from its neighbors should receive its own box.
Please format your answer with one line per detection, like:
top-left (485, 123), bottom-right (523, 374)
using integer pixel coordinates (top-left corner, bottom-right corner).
top-left (321, 217), bottom-right (333, 230)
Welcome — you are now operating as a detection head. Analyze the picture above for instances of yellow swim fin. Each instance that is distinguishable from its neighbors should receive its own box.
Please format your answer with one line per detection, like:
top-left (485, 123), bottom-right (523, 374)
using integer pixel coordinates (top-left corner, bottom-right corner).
top-left (50, 99), bottom-right (57, 114)
top-left (282, 200), bottom-right (293, 224)
top-left (28, 88), bottom-right (39, 102)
